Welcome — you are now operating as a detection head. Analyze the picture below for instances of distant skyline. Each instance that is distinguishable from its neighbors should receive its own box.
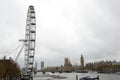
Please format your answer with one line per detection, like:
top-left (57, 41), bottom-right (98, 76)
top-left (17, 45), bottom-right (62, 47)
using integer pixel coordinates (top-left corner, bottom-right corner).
top-left (0, 0), bottom-right (120, 67)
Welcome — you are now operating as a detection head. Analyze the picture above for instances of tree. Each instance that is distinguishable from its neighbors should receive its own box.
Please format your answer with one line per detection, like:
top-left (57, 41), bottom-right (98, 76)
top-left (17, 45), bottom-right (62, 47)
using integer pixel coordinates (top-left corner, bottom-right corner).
top-left (0, 62), bottom-right (5, 79)
top-left (4, 61), bottom-right (21, 78)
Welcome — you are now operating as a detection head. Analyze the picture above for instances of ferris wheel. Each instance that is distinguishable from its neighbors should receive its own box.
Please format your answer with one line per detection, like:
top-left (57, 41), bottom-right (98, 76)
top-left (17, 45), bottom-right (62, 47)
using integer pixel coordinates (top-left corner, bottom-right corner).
top-left (24, 5), bottom-right (36, 78)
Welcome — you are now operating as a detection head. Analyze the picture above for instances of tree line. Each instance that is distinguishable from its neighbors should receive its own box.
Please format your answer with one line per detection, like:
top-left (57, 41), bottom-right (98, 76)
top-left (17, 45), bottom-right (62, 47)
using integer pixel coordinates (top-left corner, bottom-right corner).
top-left (85, 60), bottom-right (120, 73)
top-left (0, 59), bottom-right (21, 79)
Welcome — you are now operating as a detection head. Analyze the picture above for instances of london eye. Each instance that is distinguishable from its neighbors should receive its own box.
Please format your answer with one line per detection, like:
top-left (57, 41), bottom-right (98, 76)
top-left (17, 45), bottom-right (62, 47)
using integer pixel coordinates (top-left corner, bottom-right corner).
top-left (22, 5), bottom-right (36, 80)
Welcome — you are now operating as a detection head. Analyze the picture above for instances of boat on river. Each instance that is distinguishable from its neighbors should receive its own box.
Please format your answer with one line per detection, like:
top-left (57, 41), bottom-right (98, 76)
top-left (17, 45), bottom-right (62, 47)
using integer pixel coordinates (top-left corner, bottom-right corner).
top-left (76, 70), bottom-right (88, 73)
top-left (79, 76), bottom-right (99, 80)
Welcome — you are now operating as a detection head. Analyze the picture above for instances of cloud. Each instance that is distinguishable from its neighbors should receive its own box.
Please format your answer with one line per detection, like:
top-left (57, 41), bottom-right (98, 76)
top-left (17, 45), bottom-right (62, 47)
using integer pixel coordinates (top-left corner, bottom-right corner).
top-left (0, 0), bottom-right (120, 67)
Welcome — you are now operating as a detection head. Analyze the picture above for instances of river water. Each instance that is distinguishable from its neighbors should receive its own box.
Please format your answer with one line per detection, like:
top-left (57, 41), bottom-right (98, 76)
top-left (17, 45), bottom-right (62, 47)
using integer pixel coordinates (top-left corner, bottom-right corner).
top-left (33, 72), bottom-right (120, 80)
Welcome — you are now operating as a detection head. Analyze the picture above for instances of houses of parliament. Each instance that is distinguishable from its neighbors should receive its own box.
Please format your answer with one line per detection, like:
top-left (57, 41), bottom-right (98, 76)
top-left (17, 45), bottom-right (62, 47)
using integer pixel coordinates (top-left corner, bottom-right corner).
top-left (41, 54), bottom-right (85, 72)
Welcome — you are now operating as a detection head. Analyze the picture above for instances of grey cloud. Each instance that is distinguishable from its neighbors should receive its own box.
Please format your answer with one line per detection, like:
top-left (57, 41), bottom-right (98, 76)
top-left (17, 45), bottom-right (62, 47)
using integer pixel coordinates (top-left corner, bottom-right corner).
top-left (0, 0), bottom-right (120, 67)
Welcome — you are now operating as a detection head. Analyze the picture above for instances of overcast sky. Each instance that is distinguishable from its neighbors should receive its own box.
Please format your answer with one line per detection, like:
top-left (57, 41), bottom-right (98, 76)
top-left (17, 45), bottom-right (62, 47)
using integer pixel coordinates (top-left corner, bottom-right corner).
top-left (0, 0), bottom-right (120, 68)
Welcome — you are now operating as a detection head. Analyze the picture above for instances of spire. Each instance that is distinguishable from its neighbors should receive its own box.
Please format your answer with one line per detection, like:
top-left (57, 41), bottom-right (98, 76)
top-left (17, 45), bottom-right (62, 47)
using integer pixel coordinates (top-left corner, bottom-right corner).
top-left (80, 54), bottom-right (84, 70)
top-left (81, 54), bottom-right (83, 59)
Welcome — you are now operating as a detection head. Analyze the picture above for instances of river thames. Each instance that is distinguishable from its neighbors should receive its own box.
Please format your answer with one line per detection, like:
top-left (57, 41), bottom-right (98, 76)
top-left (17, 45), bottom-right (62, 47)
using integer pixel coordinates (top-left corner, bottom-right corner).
top-left (33, 72), bottom-right (120, 80)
